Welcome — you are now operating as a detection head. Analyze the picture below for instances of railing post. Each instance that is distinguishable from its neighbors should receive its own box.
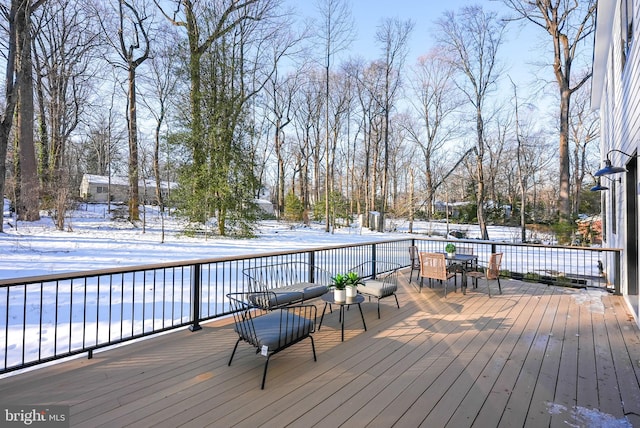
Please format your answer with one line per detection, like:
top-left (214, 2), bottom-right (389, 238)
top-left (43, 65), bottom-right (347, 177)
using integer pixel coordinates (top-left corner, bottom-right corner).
top-left (308, 251), bottom-right (316, 282)
top-left (189, 263), bottom-right (202, 332)
top-left (614, 251), bottom-right (622, 295)
top-left (371, 244), bottom-right (377, 278)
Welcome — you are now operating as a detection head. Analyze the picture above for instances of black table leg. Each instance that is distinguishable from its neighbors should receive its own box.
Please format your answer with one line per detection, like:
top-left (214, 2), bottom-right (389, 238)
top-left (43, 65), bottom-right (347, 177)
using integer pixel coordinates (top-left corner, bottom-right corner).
top-left (357, 303), bottom-right (367, 331)
top-left (340, 305), bottom-right (345, 341)
top-left (318, 303), bottom-right (328, 330)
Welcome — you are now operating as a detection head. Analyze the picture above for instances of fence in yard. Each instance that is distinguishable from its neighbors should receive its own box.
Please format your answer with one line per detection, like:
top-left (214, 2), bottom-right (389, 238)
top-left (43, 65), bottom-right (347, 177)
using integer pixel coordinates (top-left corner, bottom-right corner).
top-left (0, 237), bottom-right (621, 374)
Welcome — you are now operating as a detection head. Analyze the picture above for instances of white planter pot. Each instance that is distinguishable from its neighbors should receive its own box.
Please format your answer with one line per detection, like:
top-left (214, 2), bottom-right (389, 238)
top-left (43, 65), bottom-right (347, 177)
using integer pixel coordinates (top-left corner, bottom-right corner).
top-left (346, 286), bottom-right (357, 298)
top-left (334, 288), bottom-right (346, 302)
top-left (447, 252), bottom-right (456, 259)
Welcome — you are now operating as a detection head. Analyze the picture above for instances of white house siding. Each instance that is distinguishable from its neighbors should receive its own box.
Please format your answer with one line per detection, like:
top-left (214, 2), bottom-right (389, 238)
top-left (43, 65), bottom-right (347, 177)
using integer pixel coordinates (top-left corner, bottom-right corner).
top-left (80, 174), bottom-right (176, 204)
top-left (592, 0), bottom-right (640, 326)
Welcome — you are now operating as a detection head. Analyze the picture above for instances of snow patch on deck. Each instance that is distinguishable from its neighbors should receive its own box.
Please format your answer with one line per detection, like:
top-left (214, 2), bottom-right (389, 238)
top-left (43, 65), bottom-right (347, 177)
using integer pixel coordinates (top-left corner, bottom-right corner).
top-left (546, 402), bottom-right (632, 427)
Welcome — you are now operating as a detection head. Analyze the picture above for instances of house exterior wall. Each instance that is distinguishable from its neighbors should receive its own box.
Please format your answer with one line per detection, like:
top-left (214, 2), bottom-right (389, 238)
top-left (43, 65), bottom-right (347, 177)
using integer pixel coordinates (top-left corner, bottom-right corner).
top-left (592, 0), bottom-right (640, 326)
top-left (80, 174), bottom-right (174, 204)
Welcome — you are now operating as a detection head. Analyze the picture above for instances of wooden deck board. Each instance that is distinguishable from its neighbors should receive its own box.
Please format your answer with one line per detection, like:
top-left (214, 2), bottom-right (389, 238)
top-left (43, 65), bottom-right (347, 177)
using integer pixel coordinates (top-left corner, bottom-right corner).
top-left (1, 272), bottom-right (639, 428)
top-left (604, 294), bottom-right (640, 423)
top-left (576, 296), bottom-right (599, 412)
top-left (444, 281), bottom-right (551, 428)
top-left (549, 288), bottom-right (582, 428)
top-left (524, 290), bottom-right (571, 428)
top-left (457, 281), bottom-right (550, 428)
top-left (495, 285), bottom-right (557, 428)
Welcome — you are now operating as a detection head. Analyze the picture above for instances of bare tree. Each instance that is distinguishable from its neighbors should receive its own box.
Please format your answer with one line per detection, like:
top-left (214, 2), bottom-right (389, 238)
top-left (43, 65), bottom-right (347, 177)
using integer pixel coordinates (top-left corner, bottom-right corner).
top-left (262, 22), bottom-right (307, 218)
top-left (511, 78), bottom-right (554, 241)
top-left (484, 109), bottom-right (510, 211)
top-left (291, 67), bottom-right (325, 215)
top-left (315, 0), bottom-right (355, 232)
top-left (32, 0), bottom-right (103, 230)
top-left (117, 0), bottom-right (152, 221)
top-left (353, 59), bottom-right (384, 229)
top-left (405, 49), bottom-right (460, 221)
top-left (139, 33), bottom-right (181, 242)
top-left (374, 17), bottom-right (413, 232)
top-left (435, 5), bottom-right (506, 240)
top-left (569, 81), bottom-right (599, 216)
top-left (140, 33), bottom-right (180, 213)
top-left (502, 0), bottom-right (597, 224)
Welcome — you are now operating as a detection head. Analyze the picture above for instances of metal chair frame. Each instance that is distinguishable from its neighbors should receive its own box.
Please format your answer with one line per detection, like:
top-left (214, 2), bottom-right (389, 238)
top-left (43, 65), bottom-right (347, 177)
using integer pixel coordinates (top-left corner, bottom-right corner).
top-left (408, 246), bottom-right (421, 283)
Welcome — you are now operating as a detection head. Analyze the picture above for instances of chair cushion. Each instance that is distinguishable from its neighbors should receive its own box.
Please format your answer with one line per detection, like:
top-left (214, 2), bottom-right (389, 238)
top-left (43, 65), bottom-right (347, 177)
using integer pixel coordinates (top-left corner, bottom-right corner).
top-left (249, 282), bottom-right (328, 308)
top-left (357, 280), bottom-right (396, 298)
top-left (294, 282), bottom-right (329, 300)
top-left (249, 291), bottom-right (304, 308)
top-left (235, 311), bottom-right (314, 351)
top-left (466, 271), bottom-right (484, 279)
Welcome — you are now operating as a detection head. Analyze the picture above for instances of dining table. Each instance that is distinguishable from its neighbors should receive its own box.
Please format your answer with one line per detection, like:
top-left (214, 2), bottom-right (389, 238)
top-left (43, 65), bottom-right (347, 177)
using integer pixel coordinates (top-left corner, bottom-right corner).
top-left (442, 253), bottom-right (478, 294)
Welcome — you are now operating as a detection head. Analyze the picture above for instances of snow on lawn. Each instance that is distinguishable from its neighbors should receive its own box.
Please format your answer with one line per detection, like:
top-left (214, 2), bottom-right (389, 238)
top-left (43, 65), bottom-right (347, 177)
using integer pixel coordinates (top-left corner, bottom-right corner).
top-left (1, 201), bottom-right (543, 281)
top-left (0, 202), bottom-right (404, 280)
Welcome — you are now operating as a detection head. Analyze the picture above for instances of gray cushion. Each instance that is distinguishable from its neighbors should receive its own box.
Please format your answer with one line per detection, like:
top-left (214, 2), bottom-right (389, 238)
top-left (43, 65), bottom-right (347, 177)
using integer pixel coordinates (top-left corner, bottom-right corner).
top-left (255, 283), bottom-right (328, 307)
top-left (357, 280), bottom-right (396, 298)
top-left (294, 283), bottom-right (329, 299)
top-left (249, 291), bottom-right (304, 308)
top-left (235, 311), bottom-right (314, 352)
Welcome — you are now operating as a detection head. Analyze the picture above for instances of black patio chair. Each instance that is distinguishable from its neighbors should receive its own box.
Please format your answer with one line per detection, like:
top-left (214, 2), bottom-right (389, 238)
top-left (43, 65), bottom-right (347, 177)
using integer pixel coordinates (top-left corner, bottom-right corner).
top-left (226, 292), bottom-right (317, 389)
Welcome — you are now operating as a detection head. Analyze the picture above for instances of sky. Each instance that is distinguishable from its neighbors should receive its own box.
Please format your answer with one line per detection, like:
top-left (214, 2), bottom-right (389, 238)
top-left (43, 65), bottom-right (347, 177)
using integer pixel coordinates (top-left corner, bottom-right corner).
top-left (288, 0), bottom-right (552, 101)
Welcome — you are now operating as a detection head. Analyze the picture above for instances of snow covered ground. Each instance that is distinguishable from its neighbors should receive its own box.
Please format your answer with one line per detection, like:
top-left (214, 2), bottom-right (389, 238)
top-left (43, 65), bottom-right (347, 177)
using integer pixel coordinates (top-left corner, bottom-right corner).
top-left (0, 201), bottom-right (533, 281)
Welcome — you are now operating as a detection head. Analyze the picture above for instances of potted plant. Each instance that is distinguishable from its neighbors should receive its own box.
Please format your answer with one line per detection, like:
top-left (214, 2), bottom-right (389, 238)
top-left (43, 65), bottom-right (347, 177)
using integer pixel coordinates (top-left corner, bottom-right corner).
top-left (445, 243), bottom-right (456, 258)
top-left (331, 273), bottom-right (349, 302)
top-left (344, 272), bottom-right (363, 298)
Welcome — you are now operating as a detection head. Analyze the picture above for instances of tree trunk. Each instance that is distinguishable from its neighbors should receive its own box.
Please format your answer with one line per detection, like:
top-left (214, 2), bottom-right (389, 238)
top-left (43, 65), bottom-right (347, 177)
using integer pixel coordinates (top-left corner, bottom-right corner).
top-left (127, 67), bottom-right (140, 221)
top-left (0, 1), bottom-right (19, 233)
top-left (16, 1), bottom-right (40, 222)
top-left (275, 126), bottom-right (285, 217)
top-left (476, 106), bottom-right (488, 240)
top-left (153, 111), bottom-right (164, 211)
top-left (558, 86), bottom-right (571, 222)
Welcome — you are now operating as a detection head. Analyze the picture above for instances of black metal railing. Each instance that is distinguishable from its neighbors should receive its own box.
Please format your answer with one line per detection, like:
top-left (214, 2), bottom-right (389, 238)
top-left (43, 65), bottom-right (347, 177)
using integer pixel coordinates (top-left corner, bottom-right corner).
top-left (0, 237), bottom-right (621, 374)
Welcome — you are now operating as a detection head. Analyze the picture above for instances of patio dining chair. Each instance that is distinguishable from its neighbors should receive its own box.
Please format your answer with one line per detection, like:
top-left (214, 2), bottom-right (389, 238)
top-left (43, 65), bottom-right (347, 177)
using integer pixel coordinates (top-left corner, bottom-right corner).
top-left (418, 252), bottom-right (456, 297)
top-left (466, 252), bottom-right (503, 297)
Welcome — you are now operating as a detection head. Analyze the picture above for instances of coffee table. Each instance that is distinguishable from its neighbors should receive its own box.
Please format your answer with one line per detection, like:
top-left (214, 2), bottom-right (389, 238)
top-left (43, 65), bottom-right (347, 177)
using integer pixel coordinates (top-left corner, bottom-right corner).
top-left (318, 293), bottom-right (367, 342)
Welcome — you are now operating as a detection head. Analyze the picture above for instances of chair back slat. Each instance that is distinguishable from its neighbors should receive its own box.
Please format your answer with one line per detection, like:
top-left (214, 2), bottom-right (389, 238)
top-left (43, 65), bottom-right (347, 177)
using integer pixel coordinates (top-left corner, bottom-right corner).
top-left (487, 253), bottom-right (503, 280)
top-left (456, 246), bottom-right (473, 255)
top-left (419, 252), bottom-right (448, 281)
top-left (409, 246), bottom-right (420, 268)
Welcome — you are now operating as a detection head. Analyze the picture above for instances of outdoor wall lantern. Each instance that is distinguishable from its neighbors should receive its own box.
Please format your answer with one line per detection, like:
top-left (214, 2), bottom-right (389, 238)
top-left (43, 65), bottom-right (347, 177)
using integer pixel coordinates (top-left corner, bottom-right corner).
top-left (594, 149), bottom-right (638, 176)
top-left (590, 175), bottom-right (620, 192)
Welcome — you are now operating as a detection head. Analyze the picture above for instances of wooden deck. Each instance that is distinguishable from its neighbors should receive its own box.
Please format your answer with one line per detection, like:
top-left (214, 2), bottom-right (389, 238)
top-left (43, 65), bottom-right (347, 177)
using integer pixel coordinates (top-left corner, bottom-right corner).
top-left (2, 273), bottom-right (640, 427)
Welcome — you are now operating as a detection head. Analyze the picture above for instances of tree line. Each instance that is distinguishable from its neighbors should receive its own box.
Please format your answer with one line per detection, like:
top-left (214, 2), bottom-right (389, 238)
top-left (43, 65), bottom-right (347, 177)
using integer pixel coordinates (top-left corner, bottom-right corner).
top-left (0, 0), bottom-right (598, 242)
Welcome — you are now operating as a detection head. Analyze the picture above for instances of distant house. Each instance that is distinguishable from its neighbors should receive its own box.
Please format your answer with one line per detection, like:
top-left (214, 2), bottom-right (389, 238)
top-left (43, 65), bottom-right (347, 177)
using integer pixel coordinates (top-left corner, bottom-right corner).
top-left (591, 0), bottom-right (640, 327)
top-left (80, 174), bottom-right (176, 204)
top-left (254, 187), bottom-right (275, 215)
